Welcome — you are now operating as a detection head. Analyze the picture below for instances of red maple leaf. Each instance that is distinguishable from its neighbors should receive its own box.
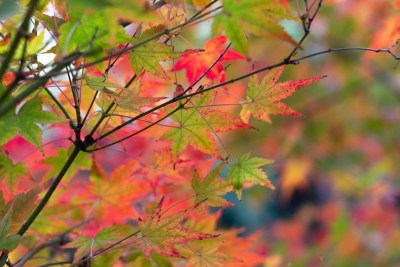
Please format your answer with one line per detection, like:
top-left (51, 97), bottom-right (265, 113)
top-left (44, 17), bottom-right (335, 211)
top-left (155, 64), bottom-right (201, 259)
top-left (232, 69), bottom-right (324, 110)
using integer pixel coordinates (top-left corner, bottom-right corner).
top-left (175, 35), bottom-right (245, 84)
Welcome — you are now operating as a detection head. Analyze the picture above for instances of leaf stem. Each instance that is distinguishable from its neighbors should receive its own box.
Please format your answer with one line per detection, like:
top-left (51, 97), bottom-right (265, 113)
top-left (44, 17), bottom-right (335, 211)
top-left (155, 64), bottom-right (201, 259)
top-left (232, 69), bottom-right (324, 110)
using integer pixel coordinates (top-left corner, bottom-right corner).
top-left (15, 239), bottom-right (63, 267)
top-left (188, 100), bottom-right (237, 163)
top-left (70, 230), bottom-right (140, 267)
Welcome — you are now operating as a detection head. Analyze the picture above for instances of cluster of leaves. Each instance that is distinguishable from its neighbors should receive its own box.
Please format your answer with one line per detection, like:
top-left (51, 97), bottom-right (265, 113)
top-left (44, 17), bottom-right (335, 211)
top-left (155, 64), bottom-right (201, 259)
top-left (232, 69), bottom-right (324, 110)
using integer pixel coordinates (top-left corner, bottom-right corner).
top-left (0, 0), bottom-right (398, 266)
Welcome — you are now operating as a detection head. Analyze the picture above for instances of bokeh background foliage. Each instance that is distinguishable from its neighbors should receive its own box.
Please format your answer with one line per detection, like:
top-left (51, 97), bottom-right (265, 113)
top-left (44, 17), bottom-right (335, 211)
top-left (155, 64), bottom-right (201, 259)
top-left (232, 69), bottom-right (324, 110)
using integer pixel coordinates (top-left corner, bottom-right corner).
top-left (1, 0), bottom-right (400, 266)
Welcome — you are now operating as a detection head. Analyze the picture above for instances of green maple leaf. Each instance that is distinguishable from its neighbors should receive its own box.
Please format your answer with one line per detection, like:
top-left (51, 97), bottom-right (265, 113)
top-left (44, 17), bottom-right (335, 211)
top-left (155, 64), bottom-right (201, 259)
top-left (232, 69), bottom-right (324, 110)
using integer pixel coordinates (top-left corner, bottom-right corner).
top-left (192, 162), bottom-right (234, 207)
top-left (213, 0), bottom-right (298, 55)
top-left (0, 201), bottom-right (22, 252)
top-left (135, 197), bottom-right (218, 259)
top-left (240, 65), bottom-right (324, 123)
top-left (0, 153), bottom-right (28, 193)
top-left (129, 252), bottom-right (174, 267)
top-left (43, 148), bottom-right (91, 183)
top-left (162, 92), bottom-right (249, 161)
top-left (129, 25), bottom-right (203, 80)
top-left (0, 188), bottom-right (40, 234)
top-left (58, 11), bottom-right (132, 64)
top-left (0, 98), bottom-right (64, 153)
top-left (84, 74), bottom-right (125, 95)
top-left (66, 226), bottom-right (122, 263)
top-left (186, 242), bottom-right (232, 267)
top-left (227, 153), bottom-right (274, 200)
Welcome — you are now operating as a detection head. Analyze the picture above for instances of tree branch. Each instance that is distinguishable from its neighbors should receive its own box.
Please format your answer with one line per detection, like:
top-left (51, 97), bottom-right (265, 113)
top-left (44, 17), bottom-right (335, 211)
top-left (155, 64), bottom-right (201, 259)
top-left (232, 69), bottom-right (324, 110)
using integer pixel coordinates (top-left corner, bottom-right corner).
top-left (0, 51), bottom-right (82, 118)
top-left (0, 0), bottom-right (40, 85)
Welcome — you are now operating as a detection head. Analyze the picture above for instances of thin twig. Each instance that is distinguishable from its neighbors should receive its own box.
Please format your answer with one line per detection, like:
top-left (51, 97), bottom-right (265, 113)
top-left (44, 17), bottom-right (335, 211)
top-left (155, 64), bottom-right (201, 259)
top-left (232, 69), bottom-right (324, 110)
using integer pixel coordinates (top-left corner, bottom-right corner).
top-left (183, 103), bottom-right (250, 109)
top-left (70, 230), bottom-right (140, 267)
top-left (15, 137), bottom-right (71, 164)
top-left (44, 87), bottom-right (73, 121)
top-left (97, 42), bottom-right (233, 141)
top-left (175, 39), bottom-right (400, 101)
top-left (15, 220), bottom-right (91, 267)
top-left (188, 100), bottom-right (237, 163)
top-left (25, 6), bottom-right (223, 81)
top-left (107, 114), bottom-right (180, 128)
top-left (36, 261), bottom-right (72, 267)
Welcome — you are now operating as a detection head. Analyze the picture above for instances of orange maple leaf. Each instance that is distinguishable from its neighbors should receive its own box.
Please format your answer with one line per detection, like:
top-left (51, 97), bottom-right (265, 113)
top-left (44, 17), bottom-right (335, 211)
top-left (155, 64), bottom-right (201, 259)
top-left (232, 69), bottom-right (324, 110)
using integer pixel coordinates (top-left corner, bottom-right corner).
top-left (87, 160), bottom-right (151, 224)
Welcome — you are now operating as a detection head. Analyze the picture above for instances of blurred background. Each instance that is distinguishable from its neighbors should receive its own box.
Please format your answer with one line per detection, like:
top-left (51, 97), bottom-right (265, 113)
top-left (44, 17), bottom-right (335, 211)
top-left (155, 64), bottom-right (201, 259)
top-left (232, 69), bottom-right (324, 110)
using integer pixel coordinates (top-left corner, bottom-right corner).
top-left (3, 0), bottom-right (400, 266)
top-left (186, 0), bottom-right (400, 266)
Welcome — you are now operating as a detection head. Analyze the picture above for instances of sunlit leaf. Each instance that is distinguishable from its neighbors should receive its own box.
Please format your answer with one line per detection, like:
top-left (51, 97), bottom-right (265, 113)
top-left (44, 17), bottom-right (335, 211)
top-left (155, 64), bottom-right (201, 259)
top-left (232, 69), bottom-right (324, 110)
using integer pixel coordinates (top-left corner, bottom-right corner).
top-left (192, 161), bottom-right (234, 207)
top-left (240, 65), bottom-right (324, 123)
top-left (175, 35), bottom-right (244, 84)
top-left (0, 98), bottom-right (64, 153)
top-left (227, 153), bottom-right (274, 200)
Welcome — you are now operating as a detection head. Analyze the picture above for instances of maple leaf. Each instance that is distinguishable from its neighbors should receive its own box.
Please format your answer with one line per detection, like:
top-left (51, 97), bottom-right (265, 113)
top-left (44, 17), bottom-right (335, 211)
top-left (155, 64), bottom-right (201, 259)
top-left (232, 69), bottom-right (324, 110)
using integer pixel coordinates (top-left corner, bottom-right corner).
top-left (186, 242), bottom-right (232, 267)
top-left (114, 78), bottom-right (166, 114)
top-left (192, 161), bottom-right (234, 207)
top-left (129, 25), bottom-right (203, 80)
top-left (0, 98), bottom-right (64, 153)
top-left (162, 91), bottom-right (249, 160)
top-left (136, 149), bottom-right (184, 189)
top-left (240, 65), bottom-right (324, 124)
top-left (129, 251), bottom-right (174, 266)
top-left (0, 188), bottom-right (40, 233)
top-left (84, 74), bottom-right (125, 95)
top-left (134, 197), bottom-right (219, 259)
top-left (227, 153), bottom-right (274, 200)
top-left (43, 148), bottom-right (91, 183)
top-left (213, 0), bottom-right (298, 55)
top-left (66, 226), bottom-right (122, 263)
top-left (175, 35), bottom-right (245, 84)
top-left (0, 201), bottom-right (22, 252)
top-left (58, 11), bottom-right (132, 63)
top-left (87, 160), bottom-right (151, 224)
top-left (0, 152), bottom-right (28, 194)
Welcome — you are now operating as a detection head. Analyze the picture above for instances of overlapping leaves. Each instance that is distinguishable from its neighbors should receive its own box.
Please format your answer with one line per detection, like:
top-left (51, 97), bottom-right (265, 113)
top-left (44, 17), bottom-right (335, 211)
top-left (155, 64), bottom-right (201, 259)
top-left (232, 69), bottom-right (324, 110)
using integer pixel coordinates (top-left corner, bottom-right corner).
top-left (129, 25), bottom-right (203, 80)
top-left (213, 0), bottom-right (298, 55)
top-left (192, 161), bottom-right (234, 207)
top-left (162, 91), bottom-right (249, 160)
top-left (134, 197), bottom-right (218, 259)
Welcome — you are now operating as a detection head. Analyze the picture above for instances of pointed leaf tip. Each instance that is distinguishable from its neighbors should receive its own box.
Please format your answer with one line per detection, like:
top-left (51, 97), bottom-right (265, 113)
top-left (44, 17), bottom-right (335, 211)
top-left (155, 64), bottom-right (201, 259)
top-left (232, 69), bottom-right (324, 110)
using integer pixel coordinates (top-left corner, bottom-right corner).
top-left (241, 66), bottom-right (323, 124)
